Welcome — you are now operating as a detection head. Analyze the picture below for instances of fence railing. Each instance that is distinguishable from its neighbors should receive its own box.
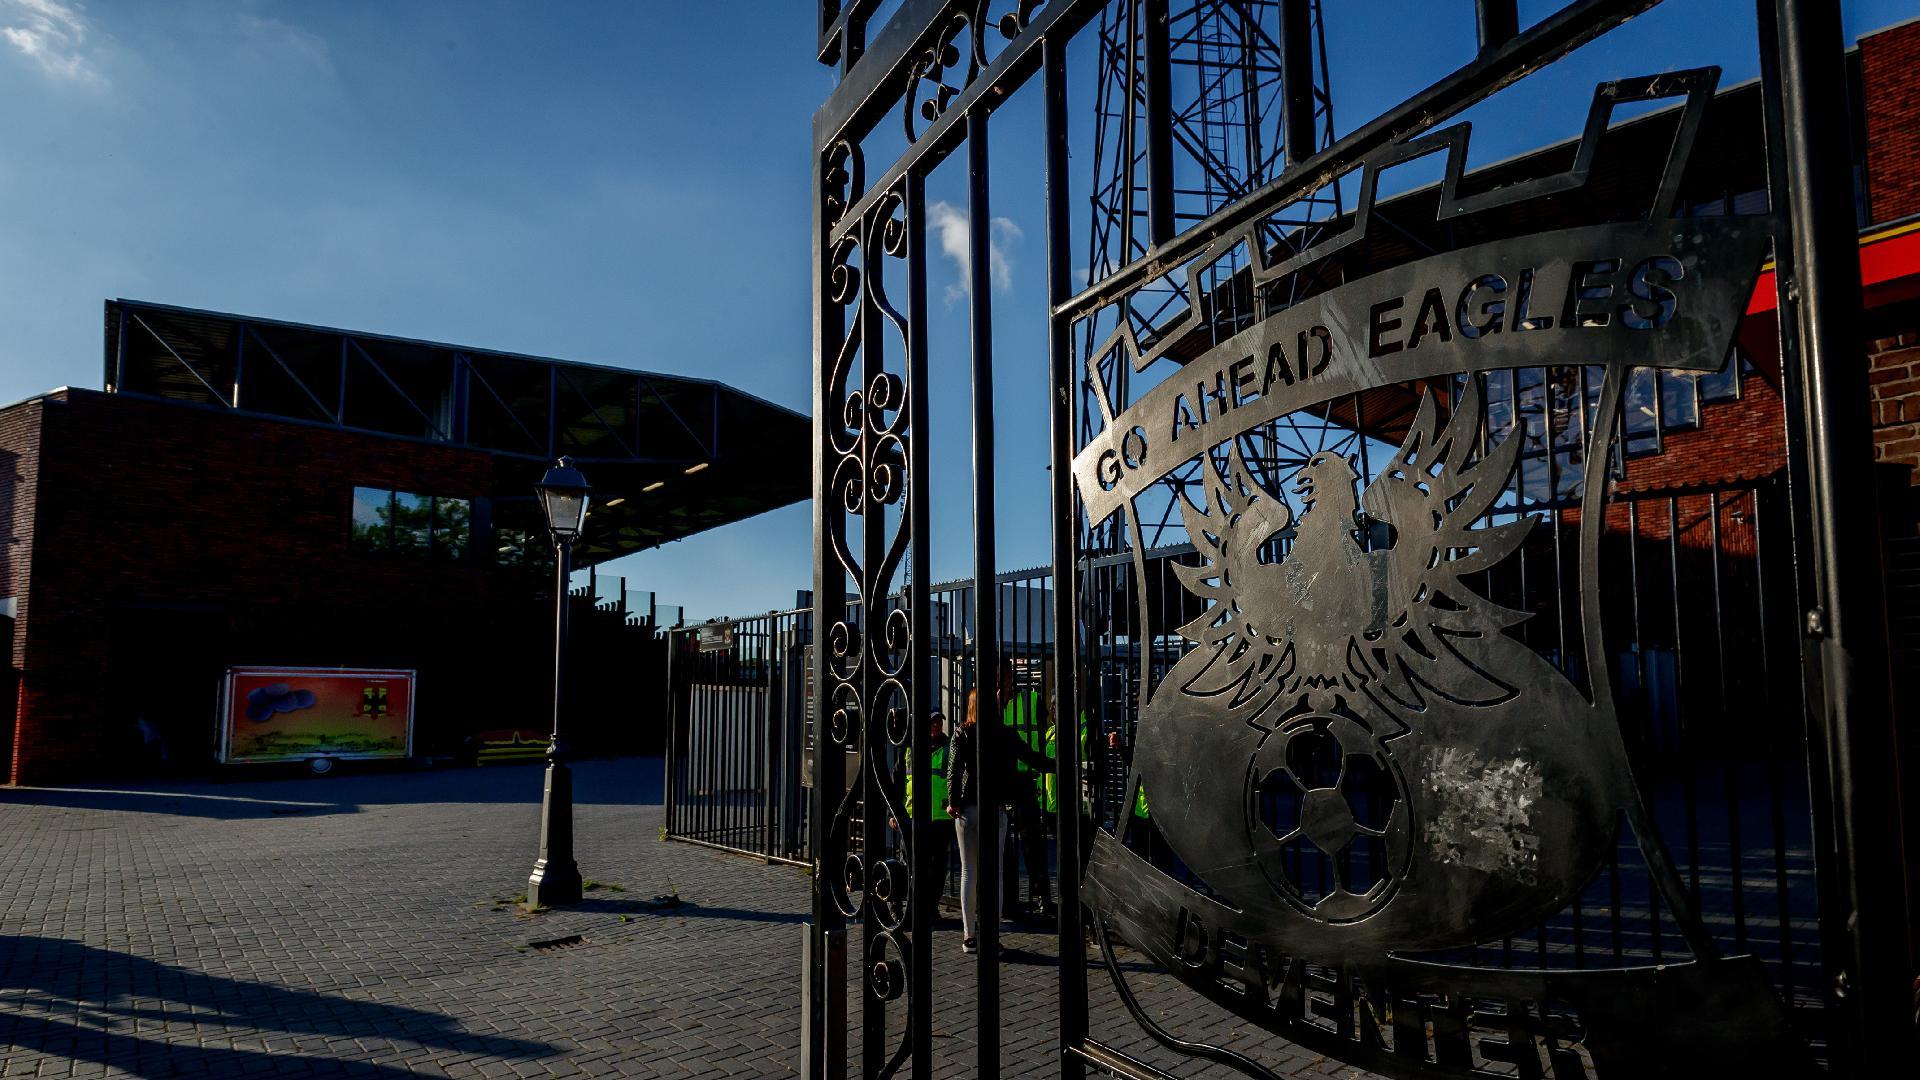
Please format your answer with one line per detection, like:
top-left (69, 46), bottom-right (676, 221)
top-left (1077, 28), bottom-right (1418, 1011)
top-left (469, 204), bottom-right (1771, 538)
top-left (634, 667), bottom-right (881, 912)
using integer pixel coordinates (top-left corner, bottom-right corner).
top-left (665, 477), bottom-right (1828, 1031)
top-left (664, 609), bottom-right (811, 864)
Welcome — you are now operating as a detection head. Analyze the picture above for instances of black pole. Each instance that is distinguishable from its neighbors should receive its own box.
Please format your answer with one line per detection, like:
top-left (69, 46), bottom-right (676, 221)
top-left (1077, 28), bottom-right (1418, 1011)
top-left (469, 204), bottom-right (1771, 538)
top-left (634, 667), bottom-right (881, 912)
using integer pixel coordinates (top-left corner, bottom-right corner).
top-left (1043, 36), bottom-right (1088, 1080)
top-left (905, 167), bottom-right (935, 1080)
top-left (528, 538), bottom-right (583, 908)
top-left (967, 105), bottom-right (1002, 1080)
top-left (1279, 0), bottom-right (1318, 167)
top-left (1771, 0), bottom-right (1916, 1071)
top-left (1141, 0), bottom-right (1175, 246)
top-left (1474, 0), bottom-right (1520, 54)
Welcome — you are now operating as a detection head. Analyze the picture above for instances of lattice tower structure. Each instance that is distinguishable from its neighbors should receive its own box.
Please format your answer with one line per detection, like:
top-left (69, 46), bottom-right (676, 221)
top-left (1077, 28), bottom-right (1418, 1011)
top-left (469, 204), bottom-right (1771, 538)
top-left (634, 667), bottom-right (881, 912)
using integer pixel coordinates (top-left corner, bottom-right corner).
top-left (1080, 0), bottom-right (1342, 555)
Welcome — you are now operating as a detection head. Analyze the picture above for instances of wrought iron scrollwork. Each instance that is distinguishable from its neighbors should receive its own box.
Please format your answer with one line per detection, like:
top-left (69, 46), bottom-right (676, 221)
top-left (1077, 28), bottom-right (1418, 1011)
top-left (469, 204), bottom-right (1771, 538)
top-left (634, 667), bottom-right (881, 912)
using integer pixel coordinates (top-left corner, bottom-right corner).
top-left (816, 148), bottom-right (927, 1076)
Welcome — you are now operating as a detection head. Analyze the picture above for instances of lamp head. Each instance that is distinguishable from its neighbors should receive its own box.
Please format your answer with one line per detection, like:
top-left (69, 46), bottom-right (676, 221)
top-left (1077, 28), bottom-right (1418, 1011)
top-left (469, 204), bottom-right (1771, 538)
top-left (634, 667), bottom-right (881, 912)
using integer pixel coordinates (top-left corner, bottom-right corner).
top-left (536, 457), bottom-right (591, 541)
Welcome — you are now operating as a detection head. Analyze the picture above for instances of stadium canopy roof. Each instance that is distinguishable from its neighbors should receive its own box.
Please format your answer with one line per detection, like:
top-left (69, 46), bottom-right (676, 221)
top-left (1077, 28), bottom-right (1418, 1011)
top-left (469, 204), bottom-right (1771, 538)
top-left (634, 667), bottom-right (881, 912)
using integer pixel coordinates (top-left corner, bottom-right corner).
top-left (103, 298), bottom-right (808, 565)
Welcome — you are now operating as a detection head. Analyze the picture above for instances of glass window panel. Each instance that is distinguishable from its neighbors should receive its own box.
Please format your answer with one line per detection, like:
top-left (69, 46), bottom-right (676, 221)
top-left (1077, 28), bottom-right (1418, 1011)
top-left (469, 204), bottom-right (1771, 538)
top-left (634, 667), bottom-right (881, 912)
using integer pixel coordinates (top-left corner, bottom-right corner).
top-left (433, 497), bottom-right (471, 560)
top-left (1624, 369), bottom-right (1660, 457)
top-left (1514, 367), bottom-right (1547, 454)
top-left (1553, 448), bottom-right (1584, 501)
top-left (1484, 369), bottom-right (1516, 445)
top-left (391, 492), bottom-right (431, 554)
top-left (1700, 347), bottom-right (1741, 403)
top-left (1660, 371), bottom-right (1701, 430)
top-left (1549, 368), bottom-right (1584, 450)
top-left (350, 487), bottom-right (391, 552)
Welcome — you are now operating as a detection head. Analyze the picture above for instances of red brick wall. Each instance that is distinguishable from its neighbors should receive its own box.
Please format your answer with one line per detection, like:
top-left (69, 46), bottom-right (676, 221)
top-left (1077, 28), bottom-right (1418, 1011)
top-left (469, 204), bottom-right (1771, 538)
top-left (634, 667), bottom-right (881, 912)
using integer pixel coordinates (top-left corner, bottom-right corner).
top-left (1863, 20), bottom-right (1920, 225)
top-left (0, 397), bottom-right (42, 669)
top-left (9, 390), bottom-right (556, 784)
top-left (1870, 332), bottom-right (1920, 480)
top-left (1614, 375), bottom-right (1789, 496)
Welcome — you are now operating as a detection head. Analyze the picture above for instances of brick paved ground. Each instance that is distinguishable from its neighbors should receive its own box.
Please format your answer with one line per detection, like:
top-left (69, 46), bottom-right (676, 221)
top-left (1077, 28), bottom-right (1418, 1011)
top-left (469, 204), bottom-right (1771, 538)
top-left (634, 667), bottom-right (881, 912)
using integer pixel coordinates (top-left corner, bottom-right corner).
top-left (0, 758), bottom-right (1375, 1078)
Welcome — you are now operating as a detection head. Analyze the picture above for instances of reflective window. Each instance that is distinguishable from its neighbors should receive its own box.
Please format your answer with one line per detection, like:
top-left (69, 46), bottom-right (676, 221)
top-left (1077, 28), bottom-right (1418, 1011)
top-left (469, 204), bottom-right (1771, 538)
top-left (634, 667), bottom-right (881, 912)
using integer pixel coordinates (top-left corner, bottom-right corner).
top-left (389, 492), bottom-right (429, 554)
top-left (434, 497), bottom-right (471, 560)
top-left (350, 487), bottom-right (392, 553)
top-left (350, 487), bottom-right (472, 560)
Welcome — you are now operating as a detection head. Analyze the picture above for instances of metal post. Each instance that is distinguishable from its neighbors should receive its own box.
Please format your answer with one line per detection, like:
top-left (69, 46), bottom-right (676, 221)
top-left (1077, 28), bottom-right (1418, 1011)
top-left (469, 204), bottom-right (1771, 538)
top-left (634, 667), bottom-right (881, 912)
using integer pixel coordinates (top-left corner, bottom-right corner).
top-left (905, 166), bottom-right (935, 1080)
top-left (528, 538), bottom-right (583, 908)
top-left (1142, 0), bottom-right (1175, 246)
top-left (664, 626), bottom-right (679, 839)
top-left (1279, 0), bottom-right (1317, 167)
top-left (1475, 0), bottom-right (1520, 53)
top-left (966, 106), bottom-right (1002, 1080)
top-left (1771, 0), bottom-right (1916, 1071)
top-left (1043, 36), bottom-right (1088, 1080)
top-left (806, 133), bottom-right (848, 1080)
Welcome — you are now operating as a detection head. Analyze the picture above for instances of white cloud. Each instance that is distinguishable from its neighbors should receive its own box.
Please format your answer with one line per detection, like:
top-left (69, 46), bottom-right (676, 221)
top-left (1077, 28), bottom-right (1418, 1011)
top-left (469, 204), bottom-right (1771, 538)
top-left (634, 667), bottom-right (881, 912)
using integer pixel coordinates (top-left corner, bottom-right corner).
top-left (927, 199), bottom-right (1021, 306)
top-left (236, 13), bottom-right (332, 77)
top-left (0, 0), bottom-right (102, 86)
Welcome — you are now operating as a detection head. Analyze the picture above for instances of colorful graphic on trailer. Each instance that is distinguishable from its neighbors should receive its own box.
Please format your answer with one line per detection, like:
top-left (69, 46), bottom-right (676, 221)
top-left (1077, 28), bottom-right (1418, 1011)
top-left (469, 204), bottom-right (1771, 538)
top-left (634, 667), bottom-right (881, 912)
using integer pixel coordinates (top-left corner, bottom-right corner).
top-left (220, 668), bottom-right (414, 763)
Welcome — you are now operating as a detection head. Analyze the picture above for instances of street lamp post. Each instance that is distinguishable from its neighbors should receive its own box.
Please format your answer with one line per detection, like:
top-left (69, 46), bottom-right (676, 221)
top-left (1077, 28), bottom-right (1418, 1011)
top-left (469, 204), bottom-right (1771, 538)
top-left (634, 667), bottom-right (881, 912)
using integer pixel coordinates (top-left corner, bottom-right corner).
top-left (527, 456), bottom-right (590, 909)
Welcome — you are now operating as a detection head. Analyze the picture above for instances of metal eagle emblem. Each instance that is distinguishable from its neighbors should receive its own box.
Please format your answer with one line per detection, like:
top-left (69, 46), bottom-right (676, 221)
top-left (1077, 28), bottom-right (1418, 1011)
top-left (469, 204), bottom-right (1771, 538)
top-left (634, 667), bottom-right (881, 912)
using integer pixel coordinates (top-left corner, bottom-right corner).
top-left (1130, 381), bottom-right (1624, 952)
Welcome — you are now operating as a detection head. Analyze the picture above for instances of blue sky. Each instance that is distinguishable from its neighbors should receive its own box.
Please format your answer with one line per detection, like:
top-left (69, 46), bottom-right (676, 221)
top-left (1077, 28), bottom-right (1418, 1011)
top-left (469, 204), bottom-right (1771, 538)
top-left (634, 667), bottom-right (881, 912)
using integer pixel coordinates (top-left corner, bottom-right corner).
top-left (0, 0), bottom-right (1911, 621)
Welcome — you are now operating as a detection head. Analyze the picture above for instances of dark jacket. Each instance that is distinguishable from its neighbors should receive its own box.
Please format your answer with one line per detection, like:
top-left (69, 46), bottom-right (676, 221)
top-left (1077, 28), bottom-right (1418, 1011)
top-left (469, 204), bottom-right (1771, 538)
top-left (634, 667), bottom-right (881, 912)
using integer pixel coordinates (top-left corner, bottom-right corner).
top-left (945, 723), bottom-right (1013, 812)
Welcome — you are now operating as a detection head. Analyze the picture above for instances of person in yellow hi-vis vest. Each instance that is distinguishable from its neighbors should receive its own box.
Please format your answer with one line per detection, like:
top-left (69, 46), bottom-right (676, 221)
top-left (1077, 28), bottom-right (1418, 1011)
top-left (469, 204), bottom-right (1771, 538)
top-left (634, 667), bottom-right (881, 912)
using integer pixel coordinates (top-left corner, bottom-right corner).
top-left (1042, 701), bottom-right (1097, 871)
top-left (997, 658), bottom-right (1053, 919)
top-left (900, 709), bottom-right (954, 908)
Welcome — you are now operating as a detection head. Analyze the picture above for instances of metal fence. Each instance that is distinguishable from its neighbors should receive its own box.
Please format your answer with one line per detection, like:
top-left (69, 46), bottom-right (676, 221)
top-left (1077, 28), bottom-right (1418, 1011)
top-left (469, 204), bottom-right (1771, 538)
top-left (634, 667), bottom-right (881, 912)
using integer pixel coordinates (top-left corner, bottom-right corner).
top-left (669, 474), bottom-right (1830, 1041)
top-left (664, 609), bottom-right (811, 864)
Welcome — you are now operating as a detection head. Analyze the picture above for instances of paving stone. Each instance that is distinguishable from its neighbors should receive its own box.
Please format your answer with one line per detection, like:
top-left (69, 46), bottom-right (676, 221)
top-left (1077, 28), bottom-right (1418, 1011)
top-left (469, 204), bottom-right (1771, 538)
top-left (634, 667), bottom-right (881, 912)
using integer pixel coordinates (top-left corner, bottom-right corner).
top-left (0, 759), bottom-right (1380, 1078)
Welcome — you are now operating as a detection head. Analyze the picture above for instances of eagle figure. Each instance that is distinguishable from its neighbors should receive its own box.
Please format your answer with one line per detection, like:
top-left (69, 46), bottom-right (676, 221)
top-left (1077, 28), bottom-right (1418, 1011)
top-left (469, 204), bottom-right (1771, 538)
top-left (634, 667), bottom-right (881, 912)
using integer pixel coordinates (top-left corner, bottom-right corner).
top-left (1129, 381), bottom-right (1627, 952)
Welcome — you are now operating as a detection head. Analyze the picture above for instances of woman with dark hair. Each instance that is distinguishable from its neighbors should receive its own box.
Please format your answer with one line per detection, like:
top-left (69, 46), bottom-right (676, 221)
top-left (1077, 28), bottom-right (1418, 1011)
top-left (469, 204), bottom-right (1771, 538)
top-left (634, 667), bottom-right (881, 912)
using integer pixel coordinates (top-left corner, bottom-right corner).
top-left (944, 687), bottom-right (1005, 954)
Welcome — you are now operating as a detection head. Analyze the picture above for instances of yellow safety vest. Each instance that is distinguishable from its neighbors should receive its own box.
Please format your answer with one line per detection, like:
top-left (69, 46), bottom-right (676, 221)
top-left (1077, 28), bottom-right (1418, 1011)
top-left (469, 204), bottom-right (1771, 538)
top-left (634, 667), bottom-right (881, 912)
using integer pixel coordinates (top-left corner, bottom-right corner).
top-left (1041, 714), bottom-right (1090, 815)
top-left (903, 744), bottom-right (951, 822)
top-left (1002, 689), bottom-right (1044, 773)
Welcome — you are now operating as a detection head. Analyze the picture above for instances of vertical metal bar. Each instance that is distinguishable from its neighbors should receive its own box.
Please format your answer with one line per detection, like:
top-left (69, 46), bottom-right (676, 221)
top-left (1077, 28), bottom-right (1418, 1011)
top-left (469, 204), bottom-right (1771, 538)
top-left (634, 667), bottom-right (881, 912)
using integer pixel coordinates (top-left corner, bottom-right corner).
top-left (1671, 495), bottom-right (1703, 914)
top-left (665, 632), bottom-right (679, 839)
top-left (1141, 0), bottom-right (1174, 246)
top-left (1628, 497), bottom-right (1662, 963)
top-left (807, 134), bottom-right (848, 1080)
top-left (859, 202), bottom-right (887, 1078)
top-left (905, 165), bottom-right (934, 1080)
top-left (1279, 0), bottom-right (1316, 167)
top-left (1709, 491), bottom-right (1748, 952)
top-left (1753, 485), bottom-right (1798, 1008)
top-left (1773, 1), bottom-right (1914, 1068)
top-left (966, 106), bottom-right (1002, 1080)
top-left (1475, 0), bottom-right (1520, 53)
top-left (1122, 0), bottom-right (1139, 260)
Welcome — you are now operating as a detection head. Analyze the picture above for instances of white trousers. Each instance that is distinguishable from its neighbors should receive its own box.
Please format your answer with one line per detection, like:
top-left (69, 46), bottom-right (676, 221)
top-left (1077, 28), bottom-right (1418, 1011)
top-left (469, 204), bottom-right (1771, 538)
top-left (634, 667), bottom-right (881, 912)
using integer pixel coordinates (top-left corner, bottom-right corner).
top-left (951, 804), bottom-right (1005, 941)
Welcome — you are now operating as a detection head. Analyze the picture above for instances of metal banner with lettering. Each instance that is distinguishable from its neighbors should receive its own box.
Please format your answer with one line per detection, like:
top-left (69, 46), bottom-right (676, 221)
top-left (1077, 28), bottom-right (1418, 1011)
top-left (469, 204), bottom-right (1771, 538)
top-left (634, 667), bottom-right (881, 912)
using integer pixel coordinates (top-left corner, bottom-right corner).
top-left (1076, 218), bottom-right (1764, 526)
top-left (1071, 69), bottom-right (1814, 1080)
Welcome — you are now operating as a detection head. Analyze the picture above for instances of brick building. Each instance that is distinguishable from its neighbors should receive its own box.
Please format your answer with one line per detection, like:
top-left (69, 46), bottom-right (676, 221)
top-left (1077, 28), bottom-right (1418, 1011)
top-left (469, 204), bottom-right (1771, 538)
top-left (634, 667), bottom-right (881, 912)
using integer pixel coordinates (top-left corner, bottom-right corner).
top-left (0, 302), bottom-right (807, 784)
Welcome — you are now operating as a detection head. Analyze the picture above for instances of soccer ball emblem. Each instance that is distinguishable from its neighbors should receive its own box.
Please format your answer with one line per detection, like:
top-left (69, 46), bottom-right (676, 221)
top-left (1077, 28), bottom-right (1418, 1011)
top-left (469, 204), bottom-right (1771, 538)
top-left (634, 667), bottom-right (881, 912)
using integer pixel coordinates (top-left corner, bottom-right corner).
top-left (1245, 712), bottom-right (1411, 923)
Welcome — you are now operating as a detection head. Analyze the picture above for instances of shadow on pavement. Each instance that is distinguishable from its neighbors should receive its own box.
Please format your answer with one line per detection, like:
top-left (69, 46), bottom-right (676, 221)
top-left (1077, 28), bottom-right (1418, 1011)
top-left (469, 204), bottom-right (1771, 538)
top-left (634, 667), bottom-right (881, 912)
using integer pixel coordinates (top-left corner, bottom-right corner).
top-left (0, 756), bottom-right (664, 821)
top-left (0, 935), bottom-right (554, 1077)
top-left (570, 896), bottom-right (809, 925)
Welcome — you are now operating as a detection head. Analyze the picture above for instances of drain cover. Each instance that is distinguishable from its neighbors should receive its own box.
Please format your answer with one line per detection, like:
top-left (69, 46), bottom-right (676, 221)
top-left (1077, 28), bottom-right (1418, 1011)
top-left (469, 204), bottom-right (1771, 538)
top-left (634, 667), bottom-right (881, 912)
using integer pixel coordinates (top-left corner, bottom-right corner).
top-left (526, 934), bottom-right (585, 951)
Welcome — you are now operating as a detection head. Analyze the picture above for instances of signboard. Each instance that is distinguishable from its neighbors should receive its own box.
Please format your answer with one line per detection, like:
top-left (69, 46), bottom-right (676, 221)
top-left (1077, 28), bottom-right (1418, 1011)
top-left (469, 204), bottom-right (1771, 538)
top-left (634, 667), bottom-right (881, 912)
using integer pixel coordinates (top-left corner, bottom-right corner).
top-left (695, 623), bottom-right (735, 653)
top-left (217, 666), bottom-right (415, 764)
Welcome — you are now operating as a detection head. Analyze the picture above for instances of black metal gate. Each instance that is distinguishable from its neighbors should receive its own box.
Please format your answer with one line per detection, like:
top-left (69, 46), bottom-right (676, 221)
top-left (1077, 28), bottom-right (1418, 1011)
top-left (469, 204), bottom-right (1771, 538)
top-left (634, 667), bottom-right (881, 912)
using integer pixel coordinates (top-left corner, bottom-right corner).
top-left (665, 610), bottom-right (812, 864)
top-left (808, 1), bottom-right (1916, 1076)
